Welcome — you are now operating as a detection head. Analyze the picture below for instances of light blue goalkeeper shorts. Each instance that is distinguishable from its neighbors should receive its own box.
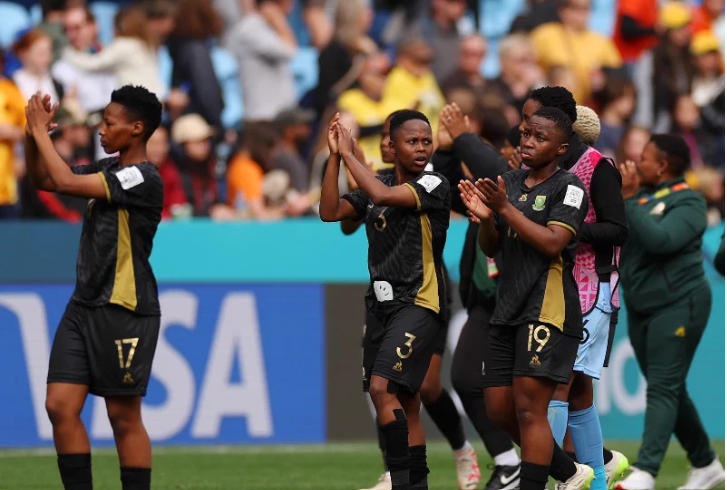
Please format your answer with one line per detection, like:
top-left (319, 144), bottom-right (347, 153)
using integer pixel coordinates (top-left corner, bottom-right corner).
top-left (573, 282), bottom-right (613, 380)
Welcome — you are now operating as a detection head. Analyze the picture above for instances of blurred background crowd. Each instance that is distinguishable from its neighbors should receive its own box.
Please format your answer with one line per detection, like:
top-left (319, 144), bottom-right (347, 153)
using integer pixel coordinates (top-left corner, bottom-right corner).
top-left (0, 0), bottom-right (723, 223)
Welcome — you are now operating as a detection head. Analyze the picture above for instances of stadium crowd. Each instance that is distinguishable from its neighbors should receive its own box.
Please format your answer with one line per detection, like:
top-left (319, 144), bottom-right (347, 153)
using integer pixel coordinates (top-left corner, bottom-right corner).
top-left (0, 0), bottom-right (723, 222)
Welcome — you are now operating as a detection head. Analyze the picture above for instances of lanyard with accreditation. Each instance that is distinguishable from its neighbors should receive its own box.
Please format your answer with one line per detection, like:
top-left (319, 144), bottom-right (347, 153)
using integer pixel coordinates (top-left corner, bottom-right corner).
top-left (637, 182), bottom-right (690, 205)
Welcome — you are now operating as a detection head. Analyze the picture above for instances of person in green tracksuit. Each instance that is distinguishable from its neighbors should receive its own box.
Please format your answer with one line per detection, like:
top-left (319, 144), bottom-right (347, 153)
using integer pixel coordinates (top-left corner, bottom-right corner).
top-left (615, 134), bottom-right (725, 490)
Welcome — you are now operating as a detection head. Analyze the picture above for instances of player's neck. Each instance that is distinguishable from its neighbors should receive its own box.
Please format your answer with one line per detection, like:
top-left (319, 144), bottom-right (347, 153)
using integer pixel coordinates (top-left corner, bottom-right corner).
top-left (395, 166), bottom-right (419, 185)
top-left (118, 144), bottom-right (148, 167)
top-left (526, 162), bottom-right (559, 185)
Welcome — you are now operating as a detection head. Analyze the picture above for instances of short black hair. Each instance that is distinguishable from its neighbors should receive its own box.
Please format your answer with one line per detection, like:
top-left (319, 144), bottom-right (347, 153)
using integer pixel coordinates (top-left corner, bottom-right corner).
top-left (384, 109), bottom-right (409, 126)
top-left (389, 110), bottom-right (431, 140)
top-left (650, 134), bottom-right (691, 176)
top-left (531, 107), bottom-right (573, 144)
top-left (529, 86), bottom-right (578, 124)
top-left (110, 85), bottom-right (162, 140)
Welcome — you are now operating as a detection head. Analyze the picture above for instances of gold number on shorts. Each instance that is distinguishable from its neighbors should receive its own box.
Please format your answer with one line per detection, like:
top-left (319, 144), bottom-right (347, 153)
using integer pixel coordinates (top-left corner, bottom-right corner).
top-left (115, 338), bottom-right (139, 368)
top-left (527, 325), bottom-right (550, 353)
top-left (396, 333), bottom-right (417, 359)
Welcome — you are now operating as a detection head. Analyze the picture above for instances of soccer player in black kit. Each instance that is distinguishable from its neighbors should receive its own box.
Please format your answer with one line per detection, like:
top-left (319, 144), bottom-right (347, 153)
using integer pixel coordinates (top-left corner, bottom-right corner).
top-left (321, 110), bottom-right (450, 490)
top-left (25, 86), bottom-right (163, 490)
top-left (460, 107), bottom-right (592, 490)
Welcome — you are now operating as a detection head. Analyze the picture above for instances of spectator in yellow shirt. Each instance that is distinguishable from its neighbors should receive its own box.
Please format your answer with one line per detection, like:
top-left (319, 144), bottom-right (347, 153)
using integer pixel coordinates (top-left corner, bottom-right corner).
top-left (337, 53), bottom-right (401, 170)
top-left (382, 38), bottom-right (446, 135)
top-left (530, 0), bottom-right (622, 103)
top-left (0, 51), bottom-right (27, 218)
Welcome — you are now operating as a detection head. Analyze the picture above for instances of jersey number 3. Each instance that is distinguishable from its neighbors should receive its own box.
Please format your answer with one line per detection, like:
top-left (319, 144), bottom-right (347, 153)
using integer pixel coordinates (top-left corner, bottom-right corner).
top-left (396, 333), bottom-right (417, 359)
top-left (115, 338), bottom-right (139, 369)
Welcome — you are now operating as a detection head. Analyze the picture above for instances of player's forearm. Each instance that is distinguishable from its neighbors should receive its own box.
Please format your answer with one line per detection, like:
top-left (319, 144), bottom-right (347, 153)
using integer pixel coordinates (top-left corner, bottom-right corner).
top-left (24, 133), bottom-right (55, 191)
top-left (320, 153), bottom-right (344, 221)
top-left (341, 151), bottom-right (414, 208)
top-left (499, 203), bottom-right (567, 259)
top-left (478, 218), bottom-right (500, 257)
top-left (341, 219), bottom-right (362, 235)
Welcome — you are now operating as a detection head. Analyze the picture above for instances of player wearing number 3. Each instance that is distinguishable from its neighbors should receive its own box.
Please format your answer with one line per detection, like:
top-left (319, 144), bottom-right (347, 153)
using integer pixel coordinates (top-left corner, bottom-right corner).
top-left (26, 86), bottom-right (163, 490)
top-left (321, 110), bottom-right (450, 490)
top-left (460, 107), bottom-right (592, 490)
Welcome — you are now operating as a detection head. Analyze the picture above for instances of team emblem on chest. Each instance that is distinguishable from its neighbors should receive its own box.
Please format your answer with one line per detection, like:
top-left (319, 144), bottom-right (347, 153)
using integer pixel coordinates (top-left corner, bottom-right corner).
top-left (532, 195), bottom-right (547, 211)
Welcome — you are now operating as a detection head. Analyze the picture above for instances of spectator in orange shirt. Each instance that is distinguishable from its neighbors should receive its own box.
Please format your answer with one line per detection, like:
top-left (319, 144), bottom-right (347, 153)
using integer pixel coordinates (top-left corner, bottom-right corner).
top-left (613, 0), bottom-right (659, 64)
top-left (691, 0), bottom-right (724, 35)
top-left (226, 122), bottom-right (282, 220)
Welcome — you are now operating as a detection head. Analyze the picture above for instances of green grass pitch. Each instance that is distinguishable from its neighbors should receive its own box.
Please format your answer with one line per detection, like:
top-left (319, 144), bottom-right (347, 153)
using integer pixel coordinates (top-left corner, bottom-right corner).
top-left (0, 440), bottom-right (723, 489)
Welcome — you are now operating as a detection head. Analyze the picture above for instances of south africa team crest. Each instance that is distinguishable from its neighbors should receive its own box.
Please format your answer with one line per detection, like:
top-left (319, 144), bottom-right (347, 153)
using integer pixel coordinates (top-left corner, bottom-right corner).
top-left (533, 195), bottom-right (547, 211)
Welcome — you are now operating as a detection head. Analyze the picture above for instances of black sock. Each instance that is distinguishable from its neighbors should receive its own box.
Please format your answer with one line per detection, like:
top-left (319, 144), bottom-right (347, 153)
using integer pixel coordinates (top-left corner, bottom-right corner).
top-left (57, 453), bottom-right (92, 490)
top-left (520, 461), bottom-right (550, 490)
top-left (566, 451), bottom-right (578, 462)
top-left (549, 441), bottom-right (577, 482)
top-left (377, 425), bottom-right (388, 471)
top-left (603, 448), bottom-right (613, 465)
top-left (380, 410), bottom-right (410, 490)
top-left (120, 467), bottom-right (151, 490)
top-left (423, 390), bottom-right (466, 450)
top-left (409, 445), bottom-right (429, 489)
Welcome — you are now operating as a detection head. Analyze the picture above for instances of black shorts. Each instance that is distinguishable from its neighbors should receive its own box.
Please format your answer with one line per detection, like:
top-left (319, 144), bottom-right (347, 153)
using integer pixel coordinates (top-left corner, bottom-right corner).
top-left (482, 323), bottom-right (579, 387)
top-left (363, 307), bottom-right (448, 357)
top-left (47, 302), bottom-right (161, 397)
top-left (362, 304), bottom-right (442, 394)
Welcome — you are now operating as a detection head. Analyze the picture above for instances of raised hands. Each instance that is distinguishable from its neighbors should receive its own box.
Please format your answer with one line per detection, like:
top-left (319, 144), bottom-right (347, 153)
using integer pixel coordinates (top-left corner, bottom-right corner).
top-left (25, 93), bottom-right (58, 136)
top-left (508, 147), bottom-right (523, 171)
top-left (476, 176), bottom-right (509, 214)
top-left (439, 103), bottom-right (471, 142)
top-left (618, 160), bottom-right (640, 200)
top-left (458, 179), bottom-right (492, 224)
top-left (335, 122), bottom-right (355, 157)
top-left (327, 112), bottom-right (340, 155)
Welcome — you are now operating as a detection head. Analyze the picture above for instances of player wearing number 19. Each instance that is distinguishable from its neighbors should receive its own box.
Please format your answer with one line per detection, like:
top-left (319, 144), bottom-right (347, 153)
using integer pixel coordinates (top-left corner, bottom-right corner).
top-left (25, 86), bottom-right (163, 490)
top-left (460, 107), bottom-right (591, 490)
top-left (320, 110), bottom-right (450, 490)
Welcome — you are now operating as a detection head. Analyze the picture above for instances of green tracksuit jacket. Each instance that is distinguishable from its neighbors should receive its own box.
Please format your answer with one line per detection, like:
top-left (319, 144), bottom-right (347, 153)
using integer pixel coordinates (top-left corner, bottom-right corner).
top-left (621, 177), bottom-right (715, 475)
top-left (621, 177), bottom-right (709, 315)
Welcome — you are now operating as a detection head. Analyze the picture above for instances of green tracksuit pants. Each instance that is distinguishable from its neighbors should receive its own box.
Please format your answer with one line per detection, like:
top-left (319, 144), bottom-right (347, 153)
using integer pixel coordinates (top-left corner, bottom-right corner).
top-left (627, 282), bottom-right (715, 476)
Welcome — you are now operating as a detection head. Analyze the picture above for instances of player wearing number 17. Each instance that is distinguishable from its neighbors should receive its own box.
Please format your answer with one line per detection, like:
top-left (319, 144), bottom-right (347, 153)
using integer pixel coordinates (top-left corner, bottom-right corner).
top-left (460, 107), bottom-right (591, 490)
top-left (25, 86), bottom-right (163, 490)
top-left (321, 110), bottom-right (450, 490)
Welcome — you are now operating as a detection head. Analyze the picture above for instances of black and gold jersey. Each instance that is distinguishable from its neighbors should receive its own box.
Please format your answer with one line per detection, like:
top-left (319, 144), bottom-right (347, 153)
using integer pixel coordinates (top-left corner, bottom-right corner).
top-left (491, 168), bottom-right (588, 337)
top-left (343, 171), bottom-right (451, 318)
top-left (70, 158), bottom-right (163, 315)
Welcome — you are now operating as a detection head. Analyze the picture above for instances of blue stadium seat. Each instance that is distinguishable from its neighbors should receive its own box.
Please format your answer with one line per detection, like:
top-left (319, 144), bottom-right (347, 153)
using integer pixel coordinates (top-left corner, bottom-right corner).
top-left (0, 2), bottom-right (31, 48)
top-left (158, 45), bottom-right (173, 96)
top-left (290, 46), bottom-right (319, 102)
top-left (211, 46), bottom-right (243, 129)
top-left (482, 36), bottom-right (501, 79)
top-left (29, 2), bottom-right (40, 25)
top-left (89, 1), bottom-right (119, 46)
top-left (479, 0), bottom-right (525, 39)
top-left (589, 0), bottom-right (617, 37)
